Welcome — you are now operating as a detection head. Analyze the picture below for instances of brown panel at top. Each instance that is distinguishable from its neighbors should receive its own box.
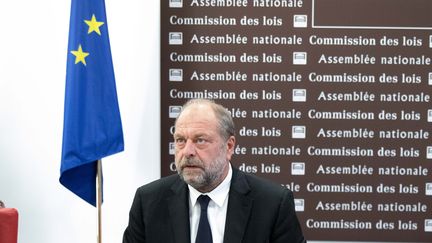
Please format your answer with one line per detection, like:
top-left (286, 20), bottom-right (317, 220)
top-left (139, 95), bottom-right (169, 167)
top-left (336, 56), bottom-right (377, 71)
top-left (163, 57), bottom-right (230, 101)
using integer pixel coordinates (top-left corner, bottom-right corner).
top-left (314, 0), bottom-right (432, 28)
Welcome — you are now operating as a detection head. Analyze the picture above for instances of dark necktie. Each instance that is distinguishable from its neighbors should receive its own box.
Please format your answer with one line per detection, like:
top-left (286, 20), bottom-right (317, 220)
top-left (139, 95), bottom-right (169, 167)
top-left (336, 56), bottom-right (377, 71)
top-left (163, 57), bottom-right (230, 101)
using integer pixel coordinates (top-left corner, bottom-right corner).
top-left (196, 195), bottom-right (213, 243)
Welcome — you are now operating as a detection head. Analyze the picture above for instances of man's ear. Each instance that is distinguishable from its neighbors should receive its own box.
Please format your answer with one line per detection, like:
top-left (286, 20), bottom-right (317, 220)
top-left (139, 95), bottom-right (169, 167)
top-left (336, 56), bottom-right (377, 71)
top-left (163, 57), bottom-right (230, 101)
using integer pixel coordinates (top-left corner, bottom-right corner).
top-left (226, 135), bottom-right (236, 160)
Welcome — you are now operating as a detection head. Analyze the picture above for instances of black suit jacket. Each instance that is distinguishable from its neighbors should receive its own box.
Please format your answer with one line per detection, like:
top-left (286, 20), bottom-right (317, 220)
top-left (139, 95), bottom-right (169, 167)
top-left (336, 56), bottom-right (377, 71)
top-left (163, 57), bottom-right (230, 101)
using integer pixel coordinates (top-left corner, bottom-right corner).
top-left (123, 168), bottom-right (306, 243)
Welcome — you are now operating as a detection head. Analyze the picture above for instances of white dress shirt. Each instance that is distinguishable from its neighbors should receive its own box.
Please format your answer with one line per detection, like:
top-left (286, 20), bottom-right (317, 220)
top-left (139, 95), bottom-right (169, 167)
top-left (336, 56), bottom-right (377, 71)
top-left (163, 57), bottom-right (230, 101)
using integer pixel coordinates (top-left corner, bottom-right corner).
top-left (188, 164), bottom-right (232, 243)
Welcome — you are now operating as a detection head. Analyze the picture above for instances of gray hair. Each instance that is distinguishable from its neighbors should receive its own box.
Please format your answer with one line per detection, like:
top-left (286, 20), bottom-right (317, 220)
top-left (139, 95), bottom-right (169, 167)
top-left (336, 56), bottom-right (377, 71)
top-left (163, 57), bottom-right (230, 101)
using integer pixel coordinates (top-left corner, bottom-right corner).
top-left (175, 99), bottom-right (235, 141)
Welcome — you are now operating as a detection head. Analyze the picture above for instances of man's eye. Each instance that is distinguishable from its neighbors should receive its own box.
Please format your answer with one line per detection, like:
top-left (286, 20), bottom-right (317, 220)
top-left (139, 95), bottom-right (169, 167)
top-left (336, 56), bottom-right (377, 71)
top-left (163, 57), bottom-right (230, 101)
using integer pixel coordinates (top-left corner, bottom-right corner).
top-left (175, 138), bottom-right (185, 144)
top-left (196, 138), bottom-right (206, 144)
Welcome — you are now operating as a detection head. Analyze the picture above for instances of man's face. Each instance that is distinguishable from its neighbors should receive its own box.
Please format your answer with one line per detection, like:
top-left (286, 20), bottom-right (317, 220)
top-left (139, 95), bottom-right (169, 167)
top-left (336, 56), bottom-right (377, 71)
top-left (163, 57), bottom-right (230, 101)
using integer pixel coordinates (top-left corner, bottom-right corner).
top-left (173, 104), bottom-right (235, 192)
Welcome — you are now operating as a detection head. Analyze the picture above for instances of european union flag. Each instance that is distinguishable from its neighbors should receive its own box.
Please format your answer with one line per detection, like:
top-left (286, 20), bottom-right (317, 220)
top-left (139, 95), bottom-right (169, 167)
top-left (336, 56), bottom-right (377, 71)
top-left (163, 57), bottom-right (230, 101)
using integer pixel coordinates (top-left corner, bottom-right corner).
top-left (60, 0), bottom-right (124, 206)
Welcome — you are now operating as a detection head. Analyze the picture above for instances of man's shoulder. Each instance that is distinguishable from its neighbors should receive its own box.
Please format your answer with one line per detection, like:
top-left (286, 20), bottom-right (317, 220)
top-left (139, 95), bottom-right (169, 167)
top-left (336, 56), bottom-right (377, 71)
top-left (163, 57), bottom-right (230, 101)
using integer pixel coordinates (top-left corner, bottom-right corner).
top-left (233, 168), bottom-right (289, 196)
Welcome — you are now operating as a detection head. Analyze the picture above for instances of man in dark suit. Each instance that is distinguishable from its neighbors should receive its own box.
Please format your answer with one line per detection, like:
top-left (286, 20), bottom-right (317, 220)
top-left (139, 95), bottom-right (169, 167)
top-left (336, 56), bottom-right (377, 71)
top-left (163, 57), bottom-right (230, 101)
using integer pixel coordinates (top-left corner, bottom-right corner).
top-left (123, 99), bottom-right (306, 243)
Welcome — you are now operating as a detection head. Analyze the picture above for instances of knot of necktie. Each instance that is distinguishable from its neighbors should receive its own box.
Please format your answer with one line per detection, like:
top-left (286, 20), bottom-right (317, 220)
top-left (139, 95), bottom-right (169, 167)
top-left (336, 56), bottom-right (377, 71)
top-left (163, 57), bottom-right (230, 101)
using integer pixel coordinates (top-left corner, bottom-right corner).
top-left (197, 195), bottom-right (211, 211)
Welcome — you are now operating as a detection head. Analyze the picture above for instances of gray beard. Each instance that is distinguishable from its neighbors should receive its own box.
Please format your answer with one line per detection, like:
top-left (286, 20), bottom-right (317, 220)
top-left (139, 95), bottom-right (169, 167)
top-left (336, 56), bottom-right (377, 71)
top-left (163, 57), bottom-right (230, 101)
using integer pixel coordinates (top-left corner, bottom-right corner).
top-left (177, 154), bottom-right (227, 192)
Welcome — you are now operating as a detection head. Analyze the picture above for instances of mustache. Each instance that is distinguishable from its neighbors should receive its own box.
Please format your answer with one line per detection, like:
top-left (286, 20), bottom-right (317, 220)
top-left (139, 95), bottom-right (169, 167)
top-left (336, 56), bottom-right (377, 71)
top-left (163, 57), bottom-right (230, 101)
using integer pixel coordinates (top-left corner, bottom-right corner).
top-left (178, 157), bottom-right (203, 169)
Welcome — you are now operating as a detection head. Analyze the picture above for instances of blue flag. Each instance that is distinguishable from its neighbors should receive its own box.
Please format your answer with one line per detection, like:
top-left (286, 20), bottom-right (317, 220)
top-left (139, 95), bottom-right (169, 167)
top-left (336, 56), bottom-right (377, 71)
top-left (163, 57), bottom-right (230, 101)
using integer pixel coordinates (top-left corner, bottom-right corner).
top-left (60, 0), bottom-right (124, 206)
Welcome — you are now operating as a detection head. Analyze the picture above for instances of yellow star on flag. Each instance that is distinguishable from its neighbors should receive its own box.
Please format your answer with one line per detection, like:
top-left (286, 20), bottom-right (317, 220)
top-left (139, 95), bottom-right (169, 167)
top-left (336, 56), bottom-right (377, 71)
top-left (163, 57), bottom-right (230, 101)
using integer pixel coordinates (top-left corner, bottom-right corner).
top-left (84, 14), bottom-right (104, 35)
top-left (70, 44), bottom-right (89, 66)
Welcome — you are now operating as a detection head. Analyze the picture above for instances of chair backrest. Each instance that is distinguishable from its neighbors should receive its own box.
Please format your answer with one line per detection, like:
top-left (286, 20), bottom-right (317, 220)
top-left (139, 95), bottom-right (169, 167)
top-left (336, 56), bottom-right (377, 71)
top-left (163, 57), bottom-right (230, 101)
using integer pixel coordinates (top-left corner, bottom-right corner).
top-left (0, 207), bottom-right (19, 243)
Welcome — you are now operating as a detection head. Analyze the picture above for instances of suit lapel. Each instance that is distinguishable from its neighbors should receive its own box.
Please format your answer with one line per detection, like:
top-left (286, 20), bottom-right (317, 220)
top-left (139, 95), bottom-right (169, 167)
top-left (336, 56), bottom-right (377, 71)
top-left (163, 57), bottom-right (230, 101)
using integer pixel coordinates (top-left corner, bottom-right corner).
top-left (168, 177), bottom-right (191, 243)
top-left (223, 169), bottom-right (253, 243)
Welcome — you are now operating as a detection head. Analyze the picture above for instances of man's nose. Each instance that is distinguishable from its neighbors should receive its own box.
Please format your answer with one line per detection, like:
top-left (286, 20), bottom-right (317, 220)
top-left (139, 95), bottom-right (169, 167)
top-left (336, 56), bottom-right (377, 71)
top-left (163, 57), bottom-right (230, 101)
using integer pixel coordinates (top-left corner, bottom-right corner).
top-left (183, 139), bottom-right (196, 157)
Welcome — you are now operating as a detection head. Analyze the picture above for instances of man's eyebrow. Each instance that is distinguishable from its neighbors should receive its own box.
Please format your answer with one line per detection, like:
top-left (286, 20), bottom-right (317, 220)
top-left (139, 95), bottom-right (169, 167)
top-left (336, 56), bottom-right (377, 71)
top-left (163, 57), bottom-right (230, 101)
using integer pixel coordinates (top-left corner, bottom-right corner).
top-left (174, 132), bottom-right (209, 139)
top-left (173, 133), bottom-right (184, 138)
top-left (194, 132), bottom-right (208, 137)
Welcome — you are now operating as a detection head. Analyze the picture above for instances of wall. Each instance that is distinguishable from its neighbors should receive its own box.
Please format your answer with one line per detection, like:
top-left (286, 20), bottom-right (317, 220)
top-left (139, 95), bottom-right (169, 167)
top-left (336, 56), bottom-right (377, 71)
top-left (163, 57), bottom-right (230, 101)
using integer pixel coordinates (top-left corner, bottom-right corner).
top-left (0, 1), bottom-right (160, 243)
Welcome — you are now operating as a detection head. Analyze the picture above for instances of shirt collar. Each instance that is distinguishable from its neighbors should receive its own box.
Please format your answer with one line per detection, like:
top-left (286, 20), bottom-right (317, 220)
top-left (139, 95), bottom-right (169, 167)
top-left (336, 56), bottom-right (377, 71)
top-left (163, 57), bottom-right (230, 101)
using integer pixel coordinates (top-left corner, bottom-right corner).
top-left (189, 163), bottom-right (232, 207)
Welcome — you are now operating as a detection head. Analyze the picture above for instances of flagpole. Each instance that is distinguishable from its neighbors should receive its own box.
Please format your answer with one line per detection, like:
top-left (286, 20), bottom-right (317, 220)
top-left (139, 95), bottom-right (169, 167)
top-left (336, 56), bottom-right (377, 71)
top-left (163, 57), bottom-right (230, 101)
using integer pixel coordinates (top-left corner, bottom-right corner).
top-left (97, 159), bottom-right (103, 243)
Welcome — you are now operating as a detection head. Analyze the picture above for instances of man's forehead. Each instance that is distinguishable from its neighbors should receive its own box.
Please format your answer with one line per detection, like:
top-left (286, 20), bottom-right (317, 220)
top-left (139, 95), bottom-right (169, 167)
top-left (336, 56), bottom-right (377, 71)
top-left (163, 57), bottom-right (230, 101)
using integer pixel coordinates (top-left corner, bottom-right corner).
top-left (181, 103), bottom-right (214, 117)
top-left (175, 120), bottom-right (217, 134)
top-left (176, 105), bottom-right (216, 123)
top-left (174, 103), bottom-right (219, 131)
